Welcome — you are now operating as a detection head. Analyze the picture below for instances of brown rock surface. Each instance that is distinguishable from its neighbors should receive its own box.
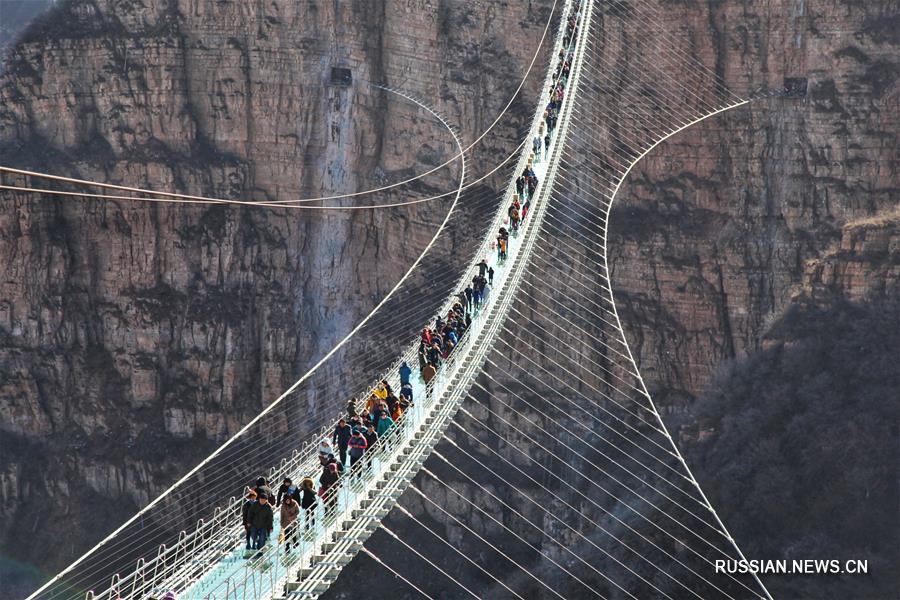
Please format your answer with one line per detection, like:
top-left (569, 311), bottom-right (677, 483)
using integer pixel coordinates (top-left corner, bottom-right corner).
top-left (803, 212), bottom-right (900, 301)
top-left (610, 0), bottom-right (899, 408)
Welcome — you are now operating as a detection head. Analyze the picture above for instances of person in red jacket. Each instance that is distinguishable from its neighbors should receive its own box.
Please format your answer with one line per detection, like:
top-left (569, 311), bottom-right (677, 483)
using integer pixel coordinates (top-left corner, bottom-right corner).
top-left (348, 427), bottom-right (368, 468)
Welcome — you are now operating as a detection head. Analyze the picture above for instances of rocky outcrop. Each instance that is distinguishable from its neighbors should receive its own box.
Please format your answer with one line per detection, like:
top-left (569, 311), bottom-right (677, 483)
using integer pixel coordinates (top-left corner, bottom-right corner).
top-left (803, 213), bottom-right (900, 301)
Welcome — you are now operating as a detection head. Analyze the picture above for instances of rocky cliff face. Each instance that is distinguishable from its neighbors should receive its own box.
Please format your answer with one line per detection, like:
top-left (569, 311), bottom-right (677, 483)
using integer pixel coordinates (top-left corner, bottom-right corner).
top-left (802, 213), bottom-right (900, 302)
top-left (610, 0), bottom-right (899, 408)
top-left (0, 0), bottom-right (553, 591)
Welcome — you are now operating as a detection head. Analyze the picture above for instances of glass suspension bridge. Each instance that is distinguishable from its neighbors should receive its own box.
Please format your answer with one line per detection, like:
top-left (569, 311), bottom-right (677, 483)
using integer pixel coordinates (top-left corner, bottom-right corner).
top-left (23, 0), bottom-right (775, 598)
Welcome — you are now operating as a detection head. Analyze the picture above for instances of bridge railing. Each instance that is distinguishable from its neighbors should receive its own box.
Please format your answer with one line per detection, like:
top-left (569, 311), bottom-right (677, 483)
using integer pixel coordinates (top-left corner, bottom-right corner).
top-left (195, 163), bottom-right (564, 597)
top-left (199, 345), bottom-right (461, 599)
top-left (192, 2), bottom-right (583, 592)
top-left (84, 0), bottom-right (581, 597)
top-left (188, 231), bottom-right (539, 597)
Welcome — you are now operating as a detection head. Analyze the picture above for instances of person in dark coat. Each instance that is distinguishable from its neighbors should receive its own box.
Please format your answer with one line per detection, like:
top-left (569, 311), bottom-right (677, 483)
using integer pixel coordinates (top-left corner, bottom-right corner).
top-left (371, 402), bottom-right (385, 431)
top-left (456, 291), bottom-right (468, 310)
top-left (385, 393), bottom-right (398, 417)
top-left (348, 428), bottom-right (368, 467)
top-left (364, 423), bottom-right (379, 451)
top-left (427, 343), bottom-right (441, 366)
top-left (400, 382), bottom-right (413, 403)
top-left (275, 477), bottom-right (294, 507)
top-left (332, 418), bottom-right (352, 466)
top-left (347, 397), bottom-right (359, 419)
top-left (300, 477), bottom-right (317, 530)
top-left (255, 484), bottom-right (274, 504)
top-left (349, 414), bottom-right (363, 432)
top-left (247, 493), bottom-right (274, 551)
top-left (418, 341), bottom-right (427, 372)
top-left (319, 463), bottom-right (340, 512)
top-left (241, 488), bottom-right (257, 550)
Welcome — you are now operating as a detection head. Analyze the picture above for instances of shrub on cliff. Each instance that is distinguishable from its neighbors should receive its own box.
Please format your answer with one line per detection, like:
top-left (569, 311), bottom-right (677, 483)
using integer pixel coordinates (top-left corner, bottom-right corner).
top-left (684, 300), bottom-right (899, 600)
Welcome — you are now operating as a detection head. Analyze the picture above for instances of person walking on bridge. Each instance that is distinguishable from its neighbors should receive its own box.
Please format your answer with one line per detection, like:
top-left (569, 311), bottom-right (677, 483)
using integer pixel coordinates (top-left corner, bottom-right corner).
top-left (276, 477), bottom-right (295, 507)
top-left (347, 397), bottom-right (359, 419)
top-left (364, 422), bottom-right (379, 450)
top-left (318, 438), bottom-right (333, 466)
top-left (348, 427), bottom-right (368, 468)
top-left (509, 201), bottom-right (521, 232)
top-left (371, 400), bottom-right (386, 430)
top-left (478, 258), bottom-right (489, 278)
top-left (401, 381), bottom-right (414, 403)
top-left (318, 463), bottom-right (340, 513)
top-left (422, 361), bottom-right (437, 388)
top-left (376, 411), bottom-right (394, 438)
top-left (241, 488), bottom-right (257, 550)
top-left (332, 418), bottom-right (352, 466)
top-left (300, 477), bottom-right (316, 531)
top-left (417, 341), bottom-right (427, 372)
top-left (497, 233), bottom-right (508, 261)
top-left (427, 342), bottom-right (441, 366)
top-left (280, 494), bottom-right (300, 552)
top-left (247, 493), bottom-right (274, 554)
top-left (399, 361), bottom-right (412, 386)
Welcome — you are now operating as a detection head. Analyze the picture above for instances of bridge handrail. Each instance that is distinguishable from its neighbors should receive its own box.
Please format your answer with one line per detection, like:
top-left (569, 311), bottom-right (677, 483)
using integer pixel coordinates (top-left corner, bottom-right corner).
top-left (88, 0), bottom-right (578, 597)
top-left (195, 2), bottom-right (582, 595)
top-left (200, 342), bottom-right (465, 599)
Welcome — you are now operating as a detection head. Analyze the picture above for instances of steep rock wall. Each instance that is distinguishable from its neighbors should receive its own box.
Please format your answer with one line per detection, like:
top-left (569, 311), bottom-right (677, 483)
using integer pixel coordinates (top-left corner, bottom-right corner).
top-left (610, 0), bottom-right (899, 407)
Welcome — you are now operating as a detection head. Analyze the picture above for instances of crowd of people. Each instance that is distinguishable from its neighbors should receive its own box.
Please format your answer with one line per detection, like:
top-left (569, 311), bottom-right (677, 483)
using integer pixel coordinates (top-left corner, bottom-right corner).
top-left (236, 0), bottom-right (583, 562)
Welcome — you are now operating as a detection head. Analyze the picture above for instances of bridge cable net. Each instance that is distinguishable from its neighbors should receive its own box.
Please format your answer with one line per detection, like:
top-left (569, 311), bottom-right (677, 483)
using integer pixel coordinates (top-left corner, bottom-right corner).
top-left (322, 0), bottom-right (776, 599)
top-left (0, 76), bottom-right (532, 212)
top-left (0, 84), bottom-right (461, 211)
top-left (24, 3), bottom-right (566, 600)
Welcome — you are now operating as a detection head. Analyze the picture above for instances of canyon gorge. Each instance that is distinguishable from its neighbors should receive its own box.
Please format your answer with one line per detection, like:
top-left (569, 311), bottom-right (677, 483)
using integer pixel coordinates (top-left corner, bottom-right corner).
top-left (0, 0), bottom-right (896, 598)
